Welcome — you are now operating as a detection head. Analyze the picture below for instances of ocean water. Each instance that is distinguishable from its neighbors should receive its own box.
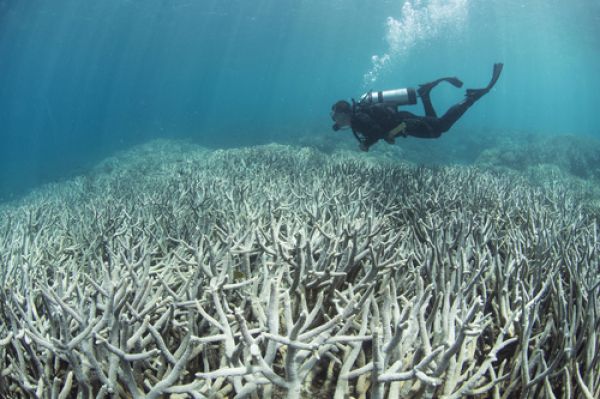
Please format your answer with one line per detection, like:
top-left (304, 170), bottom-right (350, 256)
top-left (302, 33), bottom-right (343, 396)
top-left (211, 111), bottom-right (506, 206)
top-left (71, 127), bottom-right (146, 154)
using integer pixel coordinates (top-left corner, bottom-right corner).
top-left (1, 2), bottom-right (600, 397)
top-left (0, 0), bottom-right (599, 198)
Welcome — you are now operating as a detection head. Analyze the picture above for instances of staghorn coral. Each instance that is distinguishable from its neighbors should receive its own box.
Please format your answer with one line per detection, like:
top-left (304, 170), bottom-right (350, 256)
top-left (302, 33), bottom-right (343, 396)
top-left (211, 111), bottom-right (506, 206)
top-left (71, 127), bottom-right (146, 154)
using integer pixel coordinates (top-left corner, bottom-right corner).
top-left (0, 140), bottom-right (599, 398)
top-left (476, 133), bottom-right (600, 181)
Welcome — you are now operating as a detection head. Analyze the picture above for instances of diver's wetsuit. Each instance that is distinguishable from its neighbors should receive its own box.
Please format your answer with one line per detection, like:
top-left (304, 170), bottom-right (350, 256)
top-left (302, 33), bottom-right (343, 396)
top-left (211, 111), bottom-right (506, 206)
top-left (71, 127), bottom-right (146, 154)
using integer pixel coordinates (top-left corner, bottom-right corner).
top-left (350, 96), bottom-right (475, 149)
top-left (350, 63), bottom-right (503, 151)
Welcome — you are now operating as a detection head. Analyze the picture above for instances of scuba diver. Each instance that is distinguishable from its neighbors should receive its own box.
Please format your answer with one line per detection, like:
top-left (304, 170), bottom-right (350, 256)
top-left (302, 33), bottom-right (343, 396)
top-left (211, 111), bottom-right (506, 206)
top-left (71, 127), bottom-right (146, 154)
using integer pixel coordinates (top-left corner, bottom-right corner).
top-left (330, 63), bottom-right (504, 151)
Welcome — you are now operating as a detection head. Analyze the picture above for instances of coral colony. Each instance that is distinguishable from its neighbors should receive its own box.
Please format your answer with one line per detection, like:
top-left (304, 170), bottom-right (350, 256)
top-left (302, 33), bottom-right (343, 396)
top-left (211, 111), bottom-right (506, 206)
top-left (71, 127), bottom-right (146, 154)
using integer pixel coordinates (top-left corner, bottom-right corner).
top-left (0, 142), bottom-right (598, 398)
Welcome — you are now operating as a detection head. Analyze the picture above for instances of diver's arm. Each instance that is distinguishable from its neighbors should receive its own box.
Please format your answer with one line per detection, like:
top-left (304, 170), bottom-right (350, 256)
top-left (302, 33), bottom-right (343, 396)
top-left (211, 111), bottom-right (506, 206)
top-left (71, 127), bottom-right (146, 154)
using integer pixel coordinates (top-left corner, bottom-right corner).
top-left (353, 112), bottom-right (385, 151)
top-left (360, 134), bottom-right (380, 151)
top-left (351, 129), bottom-right (372, 151)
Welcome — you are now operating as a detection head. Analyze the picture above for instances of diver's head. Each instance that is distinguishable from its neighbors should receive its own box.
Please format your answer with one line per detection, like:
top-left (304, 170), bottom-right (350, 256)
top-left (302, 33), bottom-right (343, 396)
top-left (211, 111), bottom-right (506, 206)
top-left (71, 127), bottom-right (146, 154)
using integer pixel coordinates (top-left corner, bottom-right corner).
top-left (331, 100), bottom-right (352, 131)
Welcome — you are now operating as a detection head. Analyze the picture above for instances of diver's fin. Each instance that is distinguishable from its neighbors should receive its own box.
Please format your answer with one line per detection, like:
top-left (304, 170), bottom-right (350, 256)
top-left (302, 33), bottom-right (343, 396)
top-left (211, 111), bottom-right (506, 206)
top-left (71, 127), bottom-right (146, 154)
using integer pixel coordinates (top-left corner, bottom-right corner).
top-left (486, 63), bottom-right (503, 91)
top-left (418, 76), bottom-right (464, 97)
top-left (446, 77), bottom-right (464, 88)
top-left (466, 63), bottom-right (503, 102)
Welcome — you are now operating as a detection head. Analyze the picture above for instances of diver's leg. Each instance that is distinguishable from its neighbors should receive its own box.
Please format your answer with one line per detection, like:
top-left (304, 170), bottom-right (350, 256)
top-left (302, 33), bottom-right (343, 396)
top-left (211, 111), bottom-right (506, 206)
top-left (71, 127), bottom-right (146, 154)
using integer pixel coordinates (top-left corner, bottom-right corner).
top-left (436, 63), bottom-right (504, 133)
top-left (435, 102), bottom-right (473, 133)
top-left (418, 88), bottom-right (438, 118)
top-left (405, 116), bottom-right (443, 139)
top-left (417, 77), bottom-right (464, 117)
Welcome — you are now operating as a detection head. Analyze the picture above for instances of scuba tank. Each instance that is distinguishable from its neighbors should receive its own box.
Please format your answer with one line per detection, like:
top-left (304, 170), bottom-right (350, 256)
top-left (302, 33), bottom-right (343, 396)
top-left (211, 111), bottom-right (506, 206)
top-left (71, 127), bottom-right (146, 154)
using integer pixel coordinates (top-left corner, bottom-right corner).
top-left (359, 88), bottom-right (417, 106)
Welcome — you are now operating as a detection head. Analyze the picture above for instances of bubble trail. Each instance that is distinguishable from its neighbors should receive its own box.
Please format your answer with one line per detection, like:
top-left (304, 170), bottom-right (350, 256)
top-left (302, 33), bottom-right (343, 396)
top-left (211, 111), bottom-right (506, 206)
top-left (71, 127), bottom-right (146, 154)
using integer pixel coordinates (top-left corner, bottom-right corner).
top-left (363, 0), bottom-right (469, 86)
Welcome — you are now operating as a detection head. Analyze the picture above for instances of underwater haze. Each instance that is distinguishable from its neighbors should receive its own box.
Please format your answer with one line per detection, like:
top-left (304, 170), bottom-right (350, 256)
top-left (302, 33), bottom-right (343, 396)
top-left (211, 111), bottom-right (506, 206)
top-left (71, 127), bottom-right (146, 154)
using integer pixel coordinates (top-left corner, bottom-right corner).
top-left (1, 0), bottom-right (600, 200)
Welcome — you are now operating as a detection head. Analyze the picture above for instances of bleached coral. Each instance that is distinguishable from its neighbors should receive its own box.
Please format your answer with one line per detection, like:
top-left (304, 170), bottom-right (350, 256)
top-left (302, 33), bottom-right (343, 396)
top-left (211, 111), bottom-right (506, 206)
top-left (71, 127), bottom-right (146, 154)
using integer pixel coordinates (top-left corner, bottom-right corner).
top-left (0, 141), bottom-right (598, 398)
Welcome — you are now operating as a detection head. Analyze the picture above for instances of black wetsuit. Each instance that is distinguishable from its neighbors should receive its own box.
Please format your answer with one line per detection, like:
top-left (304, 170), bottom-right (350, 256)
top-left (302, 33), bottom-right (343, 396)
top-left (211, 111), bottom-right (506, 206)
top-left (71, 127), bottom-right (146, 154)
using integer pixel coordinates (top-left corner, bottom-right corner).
top-left (350, 91), bottom-right (479, 150)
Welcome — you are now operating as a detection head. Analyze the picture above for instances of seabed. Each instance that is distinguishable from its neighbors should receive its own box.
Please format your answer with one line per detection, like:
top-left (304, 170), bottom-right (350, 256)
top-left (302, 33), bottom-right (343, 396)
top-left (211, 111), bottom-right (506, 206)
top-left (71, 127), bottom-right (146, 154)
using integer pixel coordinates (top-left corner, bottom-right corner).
top-left (0, 138), bottom-right (598, 398)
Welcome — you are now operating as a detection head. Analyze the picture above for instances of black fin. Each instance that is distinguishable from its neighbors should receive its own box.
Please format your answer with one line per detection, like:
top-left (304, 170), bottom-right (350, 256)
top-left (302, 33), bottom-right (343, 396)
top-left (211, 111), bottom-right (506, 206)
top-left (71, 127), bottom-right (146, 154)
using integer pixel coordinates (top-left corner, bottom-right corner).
top-left (446, 77), bottom-right (464, 88)
top-left (418, 76), bottom-right (464, 97)
top-left (466, 63), bottom-right (503, 102)
top-left (486, 63), bottom-right (503, 91)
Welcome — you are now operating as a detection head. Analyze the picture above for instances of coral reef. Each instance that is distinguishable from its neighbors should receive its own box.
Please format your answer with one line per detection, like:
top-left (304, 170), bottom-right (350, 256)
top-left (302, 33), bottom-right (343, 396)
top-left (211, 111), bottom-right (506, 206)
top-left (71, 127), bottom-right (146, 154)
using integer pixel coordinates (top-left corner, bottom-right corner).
top-left (476, 134), bottom-right (600, 181)
top-left (296, 128), bottom-right (600, 182)
top-left (291, 127), bottom-right (503, 166)
top-left (0, 140), bottom-right (599, 398)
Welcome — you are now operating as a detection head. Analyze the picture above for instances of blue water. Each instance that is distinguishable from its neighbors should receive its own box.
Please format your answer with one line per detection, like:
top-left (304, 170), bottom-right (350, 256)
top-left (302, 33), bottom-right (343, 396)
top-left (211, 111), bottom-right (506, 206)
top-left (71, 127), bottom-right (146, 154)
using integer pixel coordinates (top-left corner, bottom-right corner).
top-left (1, 0), bottom-right (599, 200)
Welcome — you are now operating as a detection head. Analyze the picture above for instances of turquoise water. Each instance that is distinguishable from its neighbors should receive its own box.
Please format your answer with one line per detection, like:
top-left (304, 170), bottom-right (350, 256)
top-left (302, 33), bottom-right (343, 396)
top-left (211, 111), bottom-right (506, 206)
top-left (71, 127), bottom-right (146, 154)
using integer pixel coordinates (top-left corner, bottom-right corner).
top-left (1, 0), bottom-right (599, 200)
